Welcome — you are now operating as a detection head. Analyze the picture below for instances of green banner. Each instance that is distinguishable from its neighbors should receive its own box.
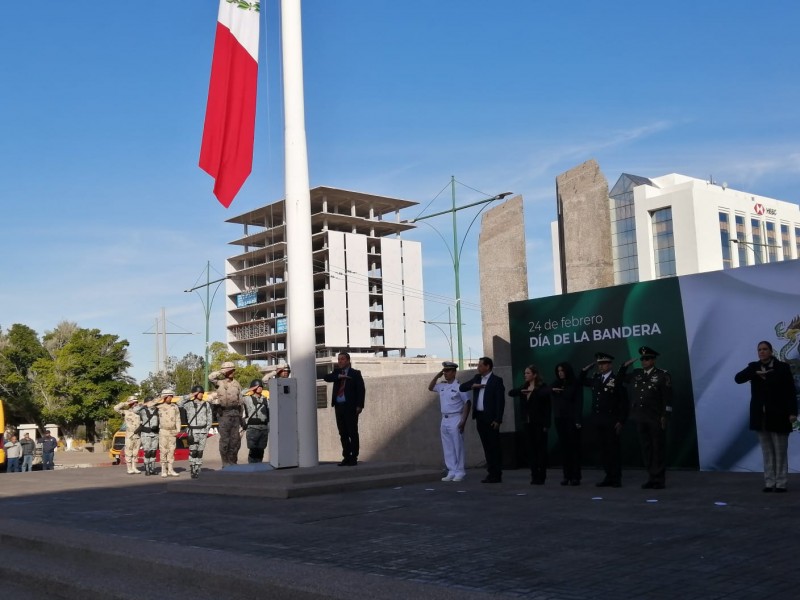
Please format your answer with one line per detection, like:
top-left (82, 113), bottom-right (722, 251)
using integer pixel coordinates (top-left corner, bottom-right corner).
top-left (508, 277), bottom-right (699, 469)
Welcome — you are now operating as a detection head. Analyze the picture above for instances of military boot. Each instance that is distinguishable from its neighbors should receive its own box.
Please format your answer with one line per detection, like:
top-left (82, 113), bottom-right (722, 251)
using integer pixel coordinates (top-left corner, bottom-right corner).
top-left (168, 461), bottom-right (179, 477)
top-left (144, 462), bottom-right (152, 476)
top-left (190, 464), bottom-right (198, 479)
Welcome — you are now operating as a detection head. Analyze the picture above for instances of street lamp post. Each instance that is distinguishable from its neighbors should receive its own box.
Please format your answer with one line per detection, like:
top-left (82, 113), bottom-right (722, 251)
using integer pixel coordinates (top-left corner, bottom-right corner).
top-left (421, 319), bottom-right (455, 362)
top-left (184, 261), bottom-right (229, 388)
top-left (411, 177), bottom-right (511, 368)
top-left (731, 239), bottom-right (782, 265)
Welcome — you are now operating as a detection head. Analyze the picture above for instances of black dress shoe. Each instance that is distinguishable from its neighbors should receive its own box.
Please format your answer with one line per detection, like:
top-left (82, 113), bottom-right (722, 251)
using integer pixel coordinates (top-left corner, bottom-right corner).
top-left (641, 481), bottom-right (654, 489)
top-left (481, 476), bottom-right (502, 483)
top-left (762, 486), bottom-right (774, 493)
top-left (651, 483), bottom-right (665, 489)
top-left (346, 458), bottom-right (358, 466)
top-left (596, 480), bottom-right (611, 487)
top-left (569, 480), bottom-right (581, 486)
top-left (610, 482), bottom-right (622, 488)
top-left (337, 459), bottom-right (350, 466)
top-left (775, 487), bottom-right (787, 493)
top-left (531, 479), bottom-right (544, 485)
top-left (560, 479), bottom-right (570, 486)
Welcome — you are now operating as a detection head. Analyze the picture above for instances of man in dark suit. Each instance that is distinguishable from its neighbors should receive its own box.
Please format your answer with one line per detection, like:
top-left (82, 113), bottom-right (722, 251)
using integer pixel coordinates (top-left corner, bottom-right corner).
top-left (323, 352), bottom-right (366, 466)
top-left (460, 356), bottom-right (505, 483)
top-left (579, 352), bottom-right (628, 487)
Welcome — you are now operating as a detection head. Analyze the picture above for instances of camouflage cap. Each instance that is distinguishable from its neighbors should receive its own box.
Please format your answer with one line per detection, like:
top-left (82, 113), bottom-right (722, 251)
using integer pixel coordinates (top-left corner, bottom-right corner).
top-left (160, 388), bottom-right (176, 398)
top-left (221, 361), bottom-right (236, 371)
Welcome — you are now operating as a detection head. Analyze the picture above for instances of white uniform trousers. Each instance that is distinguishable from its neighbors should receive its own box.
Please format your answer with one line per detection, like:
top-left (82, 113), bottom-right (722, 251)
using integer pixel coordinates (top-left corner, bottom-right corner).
top-left (758, 430), bottom-right (789, 489)
top-left (440, 413), bottom-right (466, 479)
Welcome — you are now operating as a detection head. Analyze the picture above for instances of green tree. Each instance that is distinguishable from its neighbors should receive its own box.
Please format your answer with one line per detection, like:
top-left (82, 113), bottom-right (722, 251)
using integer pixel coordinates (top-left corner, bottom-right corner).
top-left (138, 352), bottom-right (205, 398)
top-left (30, 328), bottom-right (136, 440)
top-left (208, 341), bottom-right (263, 387)
top-left (0, 324), bottom-right (47, 424)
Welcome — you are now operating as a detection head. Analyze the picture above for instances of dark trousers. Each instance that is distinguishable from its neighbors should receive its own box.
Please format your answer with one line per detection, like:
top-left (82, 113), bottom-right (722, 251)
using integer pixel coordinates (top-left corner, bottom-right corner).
top-left (596, 422), bottom-right (621, 484)
top-left (334, 403), bottom-right (360, 460)
top-left (475, 413), bottom-right (502, 479)
top-left (554, 417), bottom-right (582, 482)
top-left (526, 423), bottom-right (548, 482)
top-left (636, 419), bottom-right (666, 485)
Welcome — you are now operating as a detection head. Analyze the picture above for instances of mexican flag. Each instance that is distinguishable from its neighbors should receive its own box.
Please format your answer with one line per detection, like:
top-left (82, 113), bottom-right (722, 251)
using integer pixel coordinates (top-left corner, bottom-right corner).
top-left (199, 1), bottom-right (260, 208)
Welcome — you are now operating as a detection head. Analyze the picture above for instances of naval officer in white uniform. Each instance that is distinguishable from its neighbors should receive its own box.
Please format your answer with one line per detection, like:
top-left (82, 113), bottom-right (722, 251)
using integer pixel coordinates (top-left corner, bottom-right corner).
top-left (429, 361), bottom-right (472, 481)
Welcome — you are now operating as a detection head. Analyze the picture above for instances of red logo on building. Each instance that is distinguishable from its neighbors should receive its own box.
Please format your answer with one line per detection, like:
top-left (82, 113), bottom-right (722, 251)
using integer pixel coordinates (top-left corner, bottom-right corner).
top-left (754, 203), bottom-right (765, 215)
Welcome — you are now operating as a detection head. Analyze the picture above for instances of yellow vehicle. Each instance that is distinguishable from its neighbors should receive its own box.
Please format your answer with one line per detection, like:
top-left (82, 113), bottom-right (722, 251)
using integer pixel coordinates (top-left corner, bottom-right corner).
top-left (110, 428), bottom-right (126, 464)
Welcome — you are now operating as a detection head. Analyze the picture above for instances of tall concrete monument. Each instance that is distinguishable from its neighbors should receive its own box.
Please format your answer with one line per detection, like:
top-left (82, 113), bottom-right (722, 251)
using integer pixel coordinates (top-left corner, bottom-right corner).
top-left (478, 195), bottom-right (528, 367)
top-left (555, 159), bottom-right (614, 293)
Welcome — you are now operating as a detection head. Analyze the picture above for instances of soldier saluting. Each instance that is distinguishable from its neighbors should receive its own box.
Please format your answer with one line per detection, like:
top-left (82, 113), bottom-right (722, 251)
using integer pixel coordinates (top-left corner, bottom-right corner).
top-left (579, 352), bottom-right (628, 488)
top-left (621, 346), bottom-right (672, 489)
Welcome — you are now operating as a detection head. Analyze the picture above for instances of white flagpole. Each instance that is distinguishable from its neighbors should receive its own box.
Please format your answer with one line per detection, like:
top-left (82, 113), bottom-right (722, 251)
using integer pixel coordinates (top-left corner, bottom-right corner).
top-left (281, 0), bottom-right (318, 467)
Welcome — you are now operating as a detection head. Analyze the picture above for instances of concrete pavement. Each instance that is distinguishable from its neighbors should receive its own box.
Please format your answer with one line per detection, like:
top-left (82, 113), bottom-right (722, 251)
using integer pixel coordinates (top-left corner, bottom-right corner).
top-left (0, 455), bottom-right (796, 599)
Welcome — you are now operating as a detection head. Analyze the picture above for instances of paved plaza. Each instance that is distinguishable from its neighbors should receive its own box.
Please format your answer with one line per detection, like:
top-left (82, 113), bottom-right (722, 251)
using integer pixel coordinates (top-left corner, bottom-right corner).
top-left (0, 448), bottom-right (796, 599)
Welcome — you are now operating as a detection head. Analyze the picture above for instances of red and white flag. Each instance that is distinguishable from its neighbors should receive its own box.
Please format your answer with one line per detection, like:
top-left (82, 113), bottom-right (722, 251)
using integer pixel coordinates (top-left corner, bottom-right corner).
top-left (199, 0), bottom-right (260, 208)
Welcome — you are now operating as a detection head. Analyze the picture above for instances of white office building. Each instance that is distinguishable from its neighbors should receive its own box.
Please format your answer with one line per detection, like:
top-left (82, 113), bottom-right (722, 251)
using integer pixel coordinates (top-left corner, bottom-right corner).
top-left (553, 172), bottom-right (800, 291)
top-left (225, 187), bottom-right (426, 368)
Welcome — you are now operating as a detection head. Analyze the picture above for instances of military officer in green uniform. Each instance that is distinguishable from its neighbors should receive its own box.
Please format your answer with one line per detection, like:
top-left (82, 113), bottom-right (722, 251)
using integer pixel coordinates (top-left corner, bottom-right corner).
top-left (622, 346), bottom-right (673, 489)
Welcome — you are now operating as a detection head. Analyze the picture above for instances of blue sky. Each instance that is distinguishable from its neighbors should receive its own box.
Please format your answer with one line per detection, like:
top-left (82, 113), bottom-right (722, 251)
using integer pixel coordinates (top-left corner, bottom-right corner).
top-left (1, 1), bottom-right (798, 382)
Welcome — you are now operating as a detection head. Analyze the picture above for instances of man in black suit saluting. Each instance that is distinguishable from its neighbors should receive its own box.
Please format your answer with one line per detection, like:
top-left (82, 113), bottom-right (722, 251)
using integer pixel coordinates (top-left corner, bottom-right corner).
top-left (324, 352), bottom-right (366, 466)
top-left (460, 356), bottom-right (505, 483)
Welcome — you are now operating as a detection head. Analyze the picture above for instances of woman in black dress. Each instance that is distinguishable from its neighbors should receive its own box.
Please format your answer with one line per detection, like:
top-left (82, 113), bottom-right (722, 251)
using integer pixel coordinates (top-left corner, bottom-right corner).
top-left (552, 362), bottom-right (583, 486)
top-left (509, 365), bottom-right (551, 484)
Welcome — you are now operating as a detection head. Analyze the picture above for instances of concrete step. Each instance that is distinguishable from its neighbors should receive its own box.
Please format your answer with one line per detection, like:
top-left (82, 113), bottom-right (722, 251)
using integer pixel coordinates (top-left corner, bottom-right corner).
top-left (167, 462), bottom-right (441, 499)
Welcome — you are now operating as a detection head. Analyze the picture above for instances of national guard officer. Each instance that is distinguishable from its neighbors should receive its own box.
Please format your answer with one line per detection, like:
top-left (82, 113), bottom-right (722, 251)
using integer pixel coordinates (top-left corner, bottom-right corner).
top-left (209, 361), bottom-right (243, 467)
top-left (579, 352), bottom-right (628, 487)
top-left (136, 397), bottom-right (160, 476)
top-left (242, 379), bottom-right (270, 463)
top-left (177, 385), bottom-right (214, 478)
top-left (428, 361), bottom-right (471, 482)
top-left (113, 394), bottom-right (142, 474)
top-left (156, 389), bottom-right (181, 478)
top-left (622, 346), bottom-right (673, 489)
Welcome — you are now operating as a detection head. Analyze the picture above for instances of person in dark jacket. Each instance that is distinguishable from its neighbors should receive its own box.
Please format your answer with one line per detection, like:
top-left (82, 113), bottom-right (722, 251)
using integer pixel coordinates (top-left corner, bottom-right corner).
top-left (460, 356), bottom-right (505, 483)
top-left (734, 340), bottom-right (798, 492)
top-left (621, 346), bottom-right (673, 490)
top-left (509, 365), bottom-right (551, 485)
top-left (40, 430), bottom-right (58, 471)
top-left (323, 352), bottom-right (366, 466)
top-left (551, 362), bottom-right (583, 486)
top-left (19, 433), bottom-right (35, 472)
top-left (579, 352), bottom-right (628, 488)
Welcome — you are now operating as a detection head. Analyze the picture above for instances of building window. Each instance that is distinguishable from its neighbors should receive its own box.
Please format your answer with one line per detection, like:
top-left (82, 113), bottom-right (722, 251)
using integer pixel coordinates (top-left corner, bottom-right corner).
top-left (719, 212), bottom-right (732, 269)
top-left (651, 208), bottom-right (676, 278)
top-left (735, 215), bottom-right (748, 266)
top-left (609, 178), bottom-right (639, 284)
top-left (751, 218), bottom-right (765, 264)
top-left (781, 224), bottom-right (791, 260)
top-left (795, 226), bottom-right (800, 260)
top-left (765, 222), bottom-right (778, 263)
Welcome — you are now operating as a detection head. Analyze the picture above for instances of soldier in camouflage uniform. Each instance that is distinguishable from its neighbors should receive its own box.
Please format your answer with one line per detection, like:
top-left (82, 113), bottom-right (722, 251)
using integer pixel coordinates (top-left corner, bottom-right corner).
top-left (156, 388), bottom-right (181, 478)
top-left (177, 385), bottom-right (214, 478)
top-left (136, 397), bottom-right (161, 476)
top-left (622, 346), bottom-right (673, 489)
top-left (113, 395), bottom-right (142, 474)
top-left (209, 361), bottom-right (243, 468)
top-left (242, 379), bottom-right (270, 463)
